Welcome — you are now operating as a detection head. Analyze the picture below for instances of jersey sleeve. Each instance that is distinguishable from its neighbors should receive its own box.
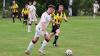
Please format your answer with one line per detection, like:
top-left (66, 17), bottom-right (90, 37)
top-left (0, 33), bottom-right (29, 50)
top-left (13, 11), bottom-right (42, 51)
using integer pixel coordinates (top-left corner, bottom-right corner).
top-left (16, 4), bottom-right (19, 8)
top-left (98, 4), bottom-right (100, 8)
top-left (22, 9), bottom-right (24, 13)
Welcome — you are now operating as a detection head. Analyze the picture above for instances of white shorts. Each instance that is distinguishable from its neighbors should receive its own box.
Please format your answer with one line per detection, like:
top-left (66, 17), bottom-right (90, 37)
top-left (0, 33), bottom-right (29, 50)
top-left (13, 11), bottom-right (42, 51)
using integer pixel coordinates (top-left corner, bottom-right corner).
top-left (28, 13), bottom-right (37, 22)
top-left (34, 26), bottom-right (49, 38)
top-left (94, 9), bottom-right (98, 14)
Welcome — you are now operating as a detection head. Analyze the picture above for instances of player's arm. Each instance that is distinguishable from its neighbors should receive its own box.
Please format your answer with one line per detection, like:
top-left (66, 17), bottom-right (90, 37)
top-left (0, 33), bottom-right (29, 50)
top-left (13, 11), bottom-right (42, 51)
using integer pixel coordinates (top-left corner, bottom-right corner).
top-left (63, 13), bottom-right (68, 22)
top-left (21, 9), bottom-right (24, 16)
top-left (98, 4), bottom-right (100, 9)
top-left (16, 4), bottom-right (19, 9)
top-left (10, 4), bottom-right (13, 9)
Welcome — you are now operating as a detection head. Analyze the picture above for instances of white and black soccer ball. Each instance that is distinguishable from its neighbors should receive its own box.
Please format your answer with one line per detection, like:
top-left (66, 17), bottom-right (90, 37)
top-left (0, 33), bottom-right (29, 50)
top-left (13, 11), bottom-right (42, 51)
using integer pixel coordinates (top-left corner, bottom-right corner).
top-left (65, 49), bottom-right (72, 56)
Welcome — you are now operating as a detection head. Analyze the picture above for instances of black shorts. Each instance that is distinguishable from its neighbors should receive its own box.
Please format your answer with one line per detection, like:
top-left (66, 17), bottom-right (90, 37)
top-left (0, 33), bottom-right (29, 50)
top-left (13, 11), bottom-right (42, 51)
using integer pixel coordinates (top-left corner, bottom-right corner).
top-left (23, 14), bottom-right (28, 21)
top-left (51, 24), bottom-right (60, 34)
top-left (12, 12), bottom-right (18, 17)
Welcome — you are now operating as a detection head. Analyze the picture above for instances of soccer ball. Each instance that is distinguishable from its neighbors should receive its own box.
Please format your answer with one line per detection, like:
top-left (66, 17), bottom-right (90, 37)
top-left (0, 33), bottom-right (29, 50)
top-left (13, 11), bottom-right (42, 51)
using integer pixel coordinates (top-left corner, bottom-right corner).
top-left (65, 49), bottom-right (72, 56)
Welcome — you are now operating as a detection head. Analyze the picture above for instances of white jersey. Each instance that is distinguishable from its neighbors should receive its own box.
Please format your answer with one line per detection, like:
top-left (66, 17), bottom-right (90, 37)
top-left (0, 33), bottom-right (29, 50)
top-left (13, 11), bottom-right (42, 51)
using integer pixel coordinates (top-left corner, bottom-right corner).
top-left (69, 0), bottom-right (73, 5)
top-left (36, 12), bottom-right (51, 29)
top-left (28, 5), bottom-right (36, 13)
top-left (28, 5), bottom-right (37, 21)
top-left (93, 3), bottom-right (99, 10)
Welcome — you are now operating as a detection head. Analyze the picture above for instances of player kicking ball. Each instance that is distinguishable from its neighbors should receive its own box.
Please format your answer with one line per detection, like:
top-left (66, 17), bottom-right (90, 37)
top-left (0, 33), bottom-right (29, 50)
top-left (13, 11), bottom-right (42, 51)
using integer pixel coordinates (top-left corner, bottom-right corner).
top-left (25, 5), bottom-right (55, 55)
top-left (93, 1), bottom-right (99, 19)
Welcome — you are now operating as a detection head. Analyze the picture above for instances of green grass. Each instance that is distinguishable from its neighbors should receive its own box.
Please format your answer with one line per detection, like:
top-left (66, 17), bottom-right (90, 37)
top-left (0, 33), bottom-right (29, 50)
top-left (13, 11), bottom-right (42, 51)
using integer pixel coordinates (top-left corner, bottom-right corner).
top-left (0, 16), bottom-right (100, 56)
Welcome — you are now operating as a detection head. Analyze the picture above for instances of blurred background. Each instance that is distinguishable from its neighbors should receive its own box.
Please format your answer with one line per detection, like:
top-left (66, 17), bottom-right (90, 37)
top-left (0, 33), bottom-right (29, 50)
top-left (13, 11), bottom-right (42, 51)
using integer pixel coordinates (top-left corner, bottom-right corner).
top-left (0, 0), bottom-right (100, 18)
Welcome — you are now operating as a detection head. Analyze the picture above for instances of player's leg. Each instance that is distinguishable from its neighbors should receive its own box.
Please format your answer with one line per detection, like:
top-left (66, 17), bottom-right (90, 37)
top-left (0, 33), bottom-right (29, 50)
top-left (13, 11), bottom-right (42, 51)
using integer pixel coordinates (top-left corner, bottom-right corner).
top-left (25, 27), bottom-right (41, 55)
top-left (53, 28), bottom-right (60, 47)
top-left (93, 9), bottom-right (97, 19)
top-left (28, 20), bottom-right (32, 32)
top-left (25, 37), bottom-right (39, 55)
top-left (34, 20), bottom-right (37, 25)
top-left (50, 24), bottom-right (56, 39)
top-left (40, 32), bottom-right (54, 49)
top-left (12, 13), bottom-right (15, 23)
top-left (39, 32), bottom-right (50, 55)
top-left (23, 15), bottom-right (28, 25)
top-left (50, 32), bottom-right (55, 39)
top-left (25, 15), bottom-right (28, 25)
top-left (17, 13), bottom-right (22, 22)
top-left (28, 14), bottom-right (34, 32)
top-left (25, 36), bottom-right (39, 55)
top-left (34, 16), bottom-right (38, 25)
top-left (23, 15), bottom-right (25, 25)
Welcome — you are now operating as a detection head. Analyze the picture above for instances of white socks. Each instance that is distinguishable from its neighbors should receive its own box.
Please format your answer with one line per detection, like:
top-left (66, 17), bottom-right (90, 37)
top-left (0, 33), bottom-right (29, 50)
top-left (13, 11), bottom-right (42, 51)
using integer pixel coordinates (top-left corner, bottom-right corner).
top-left (40, 40), bottom-right (48, 50)
top-left (28, 25), bottom-right (31, 32)
top-left (26, 41), bottom-right (34, 51)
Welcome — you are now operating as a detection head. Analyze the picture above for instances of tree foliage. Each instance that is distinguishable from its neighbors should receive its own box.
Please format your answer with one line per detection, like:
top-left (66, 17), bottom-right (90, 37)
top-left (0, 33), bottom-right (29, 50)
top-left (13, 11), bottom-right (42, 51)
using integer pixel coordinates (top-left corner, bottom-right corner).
top-left (1, 0), bottom-right (100, 16)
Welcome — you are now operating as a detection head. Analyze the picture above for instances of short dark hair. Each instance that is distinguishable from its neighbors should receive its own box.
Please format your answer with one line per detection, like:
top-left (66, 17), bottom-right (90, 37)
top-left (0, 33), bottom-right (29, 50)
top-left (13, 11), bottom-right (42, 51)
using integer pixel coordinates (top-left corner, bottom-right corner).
top-left (48, 4), bottom-right (55, 8)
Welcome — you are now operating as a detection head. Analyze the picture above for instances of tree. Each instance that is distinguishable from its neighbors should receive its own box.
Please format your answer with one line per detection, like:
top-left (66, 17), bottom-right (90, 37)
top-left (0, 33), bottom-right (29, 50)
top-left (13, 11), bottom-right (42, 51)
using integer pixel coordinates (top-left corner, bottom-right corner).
top-left (2, 0), bottom-right (6, 18)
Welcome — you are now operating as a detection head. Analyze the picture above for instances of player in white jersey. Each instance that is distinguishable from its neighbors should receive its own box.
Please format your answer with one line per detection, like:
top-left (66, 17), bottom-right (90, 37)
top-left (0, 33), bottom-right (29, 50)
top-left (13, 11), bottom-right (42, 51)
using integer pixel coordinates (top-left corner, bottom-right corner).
top-left (25, 5), bottom-right (55, 55)
top-left (93, 1), bottom-right (100, 19)
top-left (27, 1), bottom-right (37, 32)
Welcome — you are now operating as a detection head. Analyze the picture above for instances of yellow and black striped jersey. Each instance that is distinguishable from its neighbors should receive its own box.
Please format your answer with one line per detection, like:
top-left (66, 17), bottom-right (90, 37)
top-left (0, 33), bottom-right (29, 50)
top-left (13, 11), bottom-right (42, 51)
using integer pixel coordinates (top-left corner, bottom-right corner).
top-left (22, 8), bottom-right (29, 15)
top-left (51, 11), bottom-right (67, 24)
top-left (11, 3), bottom-right (18, 13)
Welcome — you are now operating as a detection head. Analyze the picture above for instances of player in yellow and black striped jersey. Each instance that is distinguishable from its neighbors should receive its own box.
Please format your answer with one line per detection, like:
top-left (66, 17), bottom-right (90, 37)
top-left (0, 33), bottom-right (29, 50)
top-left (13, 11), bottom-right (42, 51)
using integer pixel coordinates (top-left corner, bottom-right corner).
top-left (22, 4), bottom-right (29, 25)
top-left (11, 0), bottom-right (21, 23)
top-left (50, 5), bottom-right (68, 47)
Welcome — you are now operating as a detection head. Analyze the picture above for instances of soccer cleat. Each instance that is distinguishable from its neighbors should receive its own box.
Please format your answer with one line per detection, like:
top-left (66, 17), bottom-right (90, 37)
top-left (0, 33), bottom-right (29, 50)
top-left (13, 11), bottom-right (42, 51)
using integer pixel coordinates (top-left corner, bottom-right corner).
top-left (25, 50), bottom-right (31, 55)
top-left (39, 48), bottom-right (46, 55)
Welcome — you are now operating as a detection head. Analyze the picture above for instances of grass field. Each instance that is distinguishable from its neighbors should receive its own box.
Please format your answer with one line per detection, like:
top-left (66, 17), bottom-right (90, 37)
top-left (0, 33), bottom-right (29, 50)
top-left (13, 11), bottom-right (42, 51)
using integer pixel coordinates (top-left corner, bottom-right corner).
top-left (0, 16), bottom-right (100, 56)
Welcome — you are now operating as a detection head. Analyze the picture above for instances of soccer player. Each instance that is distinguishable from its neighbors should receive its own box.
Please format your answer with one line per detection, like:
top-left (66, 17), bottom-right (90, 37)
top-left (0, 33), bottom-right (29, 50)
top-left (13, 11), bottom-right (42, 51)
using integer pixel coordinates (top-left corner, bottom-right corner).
top-left (93, 1), bottom-right (100, 19)
top-left (22, 4), bottom-right (29, 25)
top-left (50, 5), bottom-right (68, 47)
top-left (11, 0), bottom-right (21, 23)
top-left (27, 1), bottom-right (37, 32)
top-left (25, 5), bottom-right (55, 55)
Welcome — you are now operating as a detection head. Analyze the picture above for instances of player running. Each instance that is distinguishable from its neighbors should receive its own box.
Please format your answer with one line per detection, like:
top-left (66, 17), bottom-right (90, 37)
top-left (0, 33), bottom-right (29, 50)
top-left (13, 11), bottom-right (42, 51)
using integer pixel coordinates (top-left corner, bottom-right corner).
top-left (22, 4), bottom-right (29, 25)
top-left (50, 5), bottom-right (68, 47)
top-left (25, 5), bottom-right (55, 55)
top-left (27, 1), bottom-right (37, 32)
top-left (10, 0), bottom-right (21, 23)
top-left (93, 1), bottom-right (100, 19)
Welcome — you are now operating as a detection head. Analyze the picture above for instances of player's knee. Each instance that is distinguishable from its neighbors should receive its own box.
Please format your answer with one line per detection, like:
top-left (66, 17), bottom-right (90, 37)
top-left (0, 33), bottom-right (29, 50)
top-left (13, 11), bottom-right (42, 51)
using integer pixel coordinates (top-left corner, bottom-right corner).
top-left (35, 23), bottom-right (37, 25)
top-left (45, 37), bottom-right (50, 42)
top-left (28, 23), bottom-right (32, 25)
top-left (56, 29), bottom-right (60, 35)
top-left (32, 39), bottom-right (36, 44)
top-left (12, 15), bottom-right (14, 17)
top-left (44, 32), bottom-right (50, 42)
top-left (45, 38), bottom-right (50, 42)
